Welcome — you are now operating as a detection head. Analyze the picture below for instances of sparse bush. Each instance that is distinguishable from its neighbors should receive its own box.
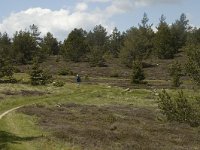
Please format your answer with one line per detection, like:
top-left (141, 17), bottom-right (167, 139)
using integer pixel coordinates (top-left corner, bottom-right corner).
top-left (142, 62), bottom-right (154, 68)
top-left (110, 71), bottom-right (119, 77)
top-left (105, 114), bottom-right (117, 124)
top-left (8, 78), bottom-right (18, 83)
top-left (58, 68), bottom-right (69, 76)
top-left (53, 81), bottom-right (65, 87)
top-left (169, 61), bottom-right (182, 87)
top-left (69, 70), bottom-right (75, 75)
top-left (185, 44), bottom-right (200, 85)
top-left (0, 78), bottom-right (17, 83)
top-left (0, 57), bottom-right (16, 83)
top-left (158, 90), bottom-right (200, 127)
top-left (14, 67), bottom-right (21, 73)
top-left (56, 56), bottom-right (61, 62)
top-left (84, 74), bottom-right (90, 81)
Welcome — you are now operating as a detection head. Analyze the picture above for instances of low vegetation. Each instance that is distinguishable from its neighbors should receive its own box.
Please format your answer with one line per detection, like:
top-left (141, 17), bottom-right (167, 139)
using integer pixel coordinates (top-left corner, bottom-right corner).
top-left (19, 103), bottom-right (200, 150)
top-left (158, 90), bottom-right (200, 127)
top-left (0, 12), bottom-right (200, 150)
top-left (169, 61), bottom-right (182, 87)
top-left (0, 80), bottom-right (200, 149)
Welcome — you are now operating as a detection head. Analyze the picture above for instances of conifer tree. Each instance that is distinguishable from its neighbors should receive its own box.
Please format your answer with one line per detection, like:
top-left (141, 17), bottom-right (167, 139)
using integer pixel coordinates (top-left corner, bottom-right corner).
top-left (30, 59), bottom-right (52, 85)
top-left (154, 15), bottom-right (175, 59)
top-left (169, 61), bottom-right (182, 87)
top-left (131, 60), bottom-right (145, 84)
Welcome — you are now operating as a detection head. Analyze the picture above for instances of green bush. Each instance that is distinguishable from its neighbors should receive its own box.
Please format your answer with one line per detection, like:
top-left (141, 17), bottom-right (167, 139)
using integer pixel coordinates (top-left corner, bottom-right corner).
top-left (58, 68), bottom-right (69, 76)
top-left (131, 60), bottom-right (145, 84)
top-left (158, 90), bottom-right (200, 127)
top-left (169, 61), bottom-right (182, 87)
top-left (30, 61), bottom-right (52, 85)
top-left (84, 74), bottom-right (90, 81)
top-left (56, 56), bottom-right (60, 62)
top-left (53, 81), bottom-right (65, 87)
top-left (0, 78), bottom-right (17, 83)
top-left (69, 70), bottom-right (75, 75)
top-left (110, 71), bottom-right (119, 77)
top-left (184, 44), bottom-right (200, 85)
top-left (13, 67), bottom-right (21, 73)
top-left (0, 57), bottom-right (16, 83)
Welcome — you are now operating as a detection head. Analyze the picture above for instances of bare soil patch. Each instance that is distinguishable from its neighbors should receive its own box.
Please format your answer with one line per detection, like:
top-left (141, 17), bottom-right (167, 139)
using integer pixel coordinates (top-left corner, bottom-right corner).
top-left (19, 104), bottom-right (200, 150)
top-left (1, 90), bottom-right (48, 96)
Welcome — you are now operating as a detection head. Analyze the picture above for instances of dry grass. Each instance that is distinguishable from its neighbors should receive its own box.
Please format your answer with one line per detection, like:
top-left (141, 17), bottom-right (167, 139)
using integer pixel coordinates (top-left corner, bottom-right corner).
top-left (19, 103), bottom-right (200, 150)
top-left (1, 90), bottom-right (48, 96)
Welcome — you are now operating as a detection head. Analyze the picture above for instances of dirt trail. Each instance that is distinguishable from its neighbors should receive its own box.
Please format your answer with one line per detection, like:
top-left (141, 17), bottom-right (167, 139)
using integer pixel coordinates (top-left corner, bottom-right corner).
top-left (0, 106), bottom-right (23, 120)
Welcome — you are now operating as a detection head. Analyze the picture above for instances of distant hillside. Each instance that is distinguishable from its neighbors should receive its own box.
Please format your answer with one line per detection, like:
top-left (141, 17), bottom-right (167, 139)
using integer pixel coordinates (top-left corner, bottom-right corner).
top-left (16, 51), bottom-right (191, 89)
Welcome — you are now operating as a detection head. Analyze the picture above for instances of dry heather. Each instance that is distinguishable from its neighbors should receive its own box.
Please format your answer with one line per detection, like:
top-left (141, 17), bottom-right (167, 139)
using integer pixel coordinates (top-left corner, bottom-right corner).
top-left (19, 103), bottom-right (200, 150)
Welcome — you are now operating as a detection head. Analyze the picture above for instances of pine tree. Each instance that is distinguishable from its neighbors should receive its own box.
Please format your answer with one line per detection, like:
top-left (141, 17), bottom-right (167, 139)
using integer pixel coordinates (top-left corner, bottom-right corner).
top-left (87, 25), bottom-right (109, 66)
top-left (154, 15), bottom-right (175, 59)
top-left (169, 61), bottom-right (182, 87)
top-left (30, 59), bottom-right (52, 85)
top-left (42, 32), bottom-right (60, 55)
top-left (12, 30), bottom-right (38, 64)
top-left (0, 32), bottom-right (12, 58)
top-left (185, 44), bottom-right (200, 85)
top-left (170, 13), bottom-right (189, 53)
top-left (63, 28), bottom-right (88, 62)
top-left (109, 27), bottom-right (122, 57)
top-left (131, 60), bottom-right (145, 84)
top-left (0, 57), bottom-right (15, 82)
top-left (120, 13), bottom-right (154, 67)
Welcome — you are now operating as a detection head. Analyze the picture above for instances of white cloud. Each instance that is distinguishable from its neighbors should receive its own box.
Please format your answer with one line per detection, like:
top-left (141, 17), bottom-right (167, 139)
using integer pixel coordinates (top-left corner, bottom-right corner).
top-left (85, 0), bottom-right (111, 3)
top-left (84, 0), bottom-right (184, 16)
top-left (134, 0), bottom-right (183, 6)
top-left (0, 0), bottom-right (185, 41)
top-left (75, 2), bottom-right (88, 11)
top-left (0, 7), bottom-right (113, 41)
top-left (105, 1), bottom-right (135, 16)
top-left (85, 0), bottom-right (183, 4)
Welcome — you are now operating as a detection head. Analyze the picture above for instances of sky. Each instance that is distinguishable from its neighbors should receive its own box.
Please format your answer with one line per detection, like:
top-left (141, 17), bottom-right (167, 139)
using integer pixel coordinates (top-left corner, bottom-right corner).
top-left (0, 0), bottom-right (199, 41)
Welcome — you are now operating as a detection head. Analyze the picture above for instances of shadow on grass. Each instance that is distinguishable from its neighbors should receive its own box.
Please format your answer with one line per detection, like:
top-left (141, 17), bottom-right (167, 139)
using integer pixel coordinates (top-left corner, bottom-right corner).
top-left (0, 131), bottom-right (41, 149)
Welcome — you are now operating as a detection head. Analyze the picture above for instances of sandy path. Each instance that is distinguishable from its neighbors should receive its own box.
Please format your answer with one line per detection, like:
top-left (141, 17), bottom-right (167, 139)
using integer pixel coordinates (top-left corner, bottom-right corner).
top-left (0, 106), bottom-right (23, 120)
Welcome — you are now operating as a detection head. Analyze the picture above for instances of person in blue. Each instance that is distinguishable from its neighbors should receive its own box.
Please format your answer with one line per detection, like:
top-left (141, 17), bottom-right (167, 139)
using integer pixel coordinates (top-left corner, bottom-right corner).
top-left (76, 74), bottom-right (81, 85)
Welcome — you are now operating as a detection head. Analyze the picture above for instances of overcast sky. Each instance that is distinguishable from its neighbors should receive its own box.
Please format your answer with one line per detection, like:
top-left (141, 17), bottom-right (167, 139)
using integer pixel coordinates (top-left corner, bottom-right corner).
top-left (0, 0), bottom-right (199, 41)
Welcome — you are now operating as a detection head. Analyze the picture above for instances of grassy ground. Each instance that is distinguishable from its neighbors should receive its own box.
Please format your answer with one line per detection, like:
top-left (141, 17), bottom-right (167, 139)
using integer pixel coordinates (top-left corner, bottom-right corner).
top-left (0, 73), bottom-right (200, 149)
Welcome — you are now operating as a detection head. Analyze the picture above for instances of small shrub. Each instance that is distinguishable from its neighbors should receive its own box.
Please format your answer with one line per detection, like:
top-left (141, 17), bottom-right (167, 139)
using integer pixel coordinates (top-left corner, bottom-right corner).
top-left (184, 44), bottom-right (200, 85)
top-left (0, 57), bottom-right (17, 83)
top-left (0, 78), bottom-right (17, 83)
top-left (110, 71), bottom-right (119, 77)
top-left (8, 78), bottom-right (18, 83)
top-left (58, 68), bottom-right (69, 76)
top-left (14, 67), bottom-right (21, 73)
top-left (131, 60), bottom-right (145, 84)
top-left (169, 61), bottom-right (182, 87)
top-left (84, 74), bottom-right (90, 81)
top-left (53, 81), bottom-right (65, 87)
top-left (0, 58), bottom-right (14, 79)
top-left (158, 90), bottom-right (200, 127)
top-left (30, 60), bottom-right (52, 86)
top-left (56, 56), bottom-right (60, 62)
top-left (105, 114), bottom-right (117, 123)
top-left (69, 70), bottom-right (75, 75)
top-left (142, 62), bottom-right (154, 68)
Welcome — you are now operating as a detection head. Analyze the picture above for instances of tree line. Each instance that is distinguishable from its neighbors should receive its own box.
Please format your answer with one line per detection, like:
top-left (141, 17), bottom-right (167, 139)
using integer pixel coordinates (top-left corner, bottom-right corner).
top-left (0, 13), bottom-right (200, 84)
